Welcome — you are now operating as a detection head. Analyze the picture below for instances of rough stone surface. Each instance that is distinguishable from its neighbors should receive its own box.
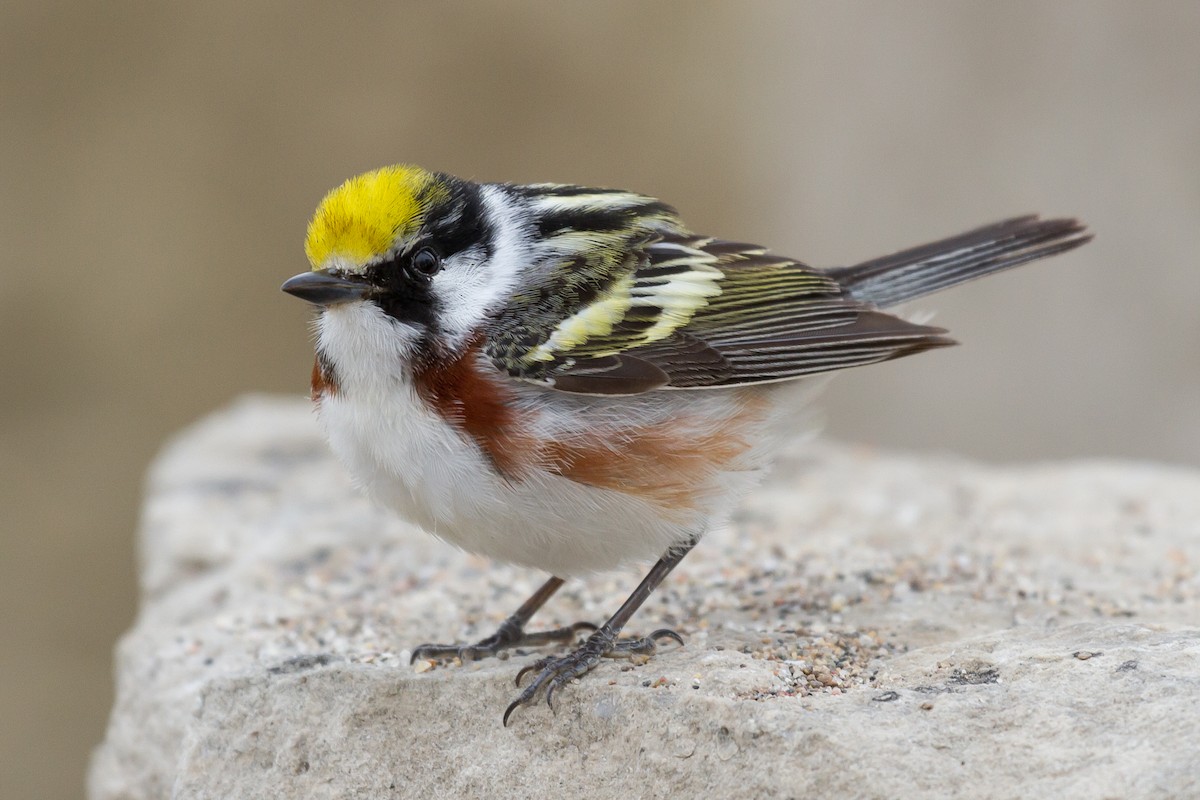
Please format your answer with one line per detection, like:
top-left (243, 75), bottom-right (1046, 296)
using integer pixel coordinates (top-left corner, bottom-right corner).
top-left (90, 396), bottom-right (1200, 799)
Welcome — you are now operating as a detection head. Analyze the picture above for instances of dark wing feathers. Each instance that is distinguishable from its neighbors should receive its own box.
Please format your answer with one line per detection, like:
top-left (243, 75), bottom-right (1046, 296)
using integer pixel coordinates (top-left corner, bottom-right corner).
top-left (487, 216), bottom-right (1087, 395)
top-left (829, 215), bottom-right (1090, 307)
top-left (548, 354), bottom-right (669, 395)
top-left (687, 309), bottom-right (953, 385)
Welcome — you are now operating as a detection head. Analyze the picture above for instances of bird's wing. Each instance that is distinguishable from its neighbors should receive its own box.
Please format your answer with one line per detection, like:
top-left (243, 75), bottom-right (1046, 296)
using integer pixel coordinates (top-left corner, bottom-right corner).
top-left (484, 234), bottom-right (953, 395)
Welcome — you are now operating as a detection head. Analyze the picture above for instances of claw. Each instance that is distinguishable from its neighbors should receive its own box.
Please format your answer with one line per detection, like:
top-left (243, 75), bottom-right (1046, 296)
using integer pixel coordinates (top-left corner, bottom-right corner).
top-left (514, 660), bottom-right (542, 687)
top-left (502, 698), bottom-right (521, 727)
top-left (503, 669), bottom-right (549, 726)
top-left (650, 628), bottom-right (685, 647)
top-left (499, 626), bottom-right (686, 725)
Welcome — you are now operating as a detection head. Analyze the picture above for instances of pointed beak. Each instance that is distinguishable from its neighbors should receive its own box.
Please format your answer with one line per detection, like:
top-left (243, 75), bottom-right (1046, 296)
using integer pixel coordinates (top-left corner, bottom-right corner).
top-left (281, 269), bottom-right (373, 306)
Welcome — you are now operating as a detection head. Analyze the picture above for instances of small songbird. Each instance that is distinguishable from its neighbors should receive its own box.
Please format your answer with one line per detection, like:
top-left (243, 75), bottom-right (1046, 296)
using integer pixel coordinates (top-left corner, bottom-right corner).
top-left (282, 165), bottom-right (1089, 723)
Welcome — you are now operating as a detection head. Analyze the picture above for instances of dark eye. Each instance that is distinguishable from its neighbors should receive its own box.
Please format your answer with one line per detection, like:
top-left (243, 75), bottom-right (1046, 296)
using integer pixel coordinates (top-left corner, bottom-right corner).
top-left (411, 247), bottom-right (441, 277)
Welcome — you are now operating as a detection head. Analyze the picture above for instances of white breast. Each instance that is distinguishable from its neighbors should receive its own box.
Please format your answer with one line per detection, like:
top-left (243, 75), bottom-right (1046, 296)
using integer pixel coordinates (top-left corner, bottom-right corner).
top-left (311, 303), bottom-right (804, 576)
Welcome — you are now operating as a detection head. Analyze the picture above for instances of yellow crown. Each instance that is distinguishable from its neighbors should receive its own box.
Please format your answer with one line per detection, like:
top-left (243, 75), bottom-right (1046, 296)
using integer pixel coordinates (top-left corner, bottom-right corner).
top-left (304, 165), bottom-right (442, 270)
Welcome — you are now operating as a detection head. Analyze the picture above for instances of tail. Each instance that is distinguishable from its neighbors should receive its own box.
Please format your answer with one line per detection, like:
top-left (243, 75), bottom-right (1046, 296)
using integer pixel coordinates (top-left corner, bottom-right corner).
top-left (828, 215), bottom-right (1091, 308)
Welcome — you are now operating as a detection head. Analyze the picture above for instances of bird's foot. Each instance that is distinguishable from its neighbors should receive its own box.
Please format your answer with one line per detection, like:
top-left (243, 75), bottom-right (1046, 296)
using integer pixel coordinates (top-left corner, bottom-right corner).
top-left (410, 618), bottom-right (597, 664)
top-left (503, 627), bottom-right (683, 725)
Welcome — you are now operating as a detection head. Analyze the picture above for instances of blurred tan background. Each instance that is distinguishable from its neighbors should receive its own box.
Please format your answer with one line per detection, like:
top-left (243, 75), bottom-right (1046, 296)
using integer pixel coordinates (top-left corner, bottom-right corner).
top-left (2, 2), bottom-right (1197, 797)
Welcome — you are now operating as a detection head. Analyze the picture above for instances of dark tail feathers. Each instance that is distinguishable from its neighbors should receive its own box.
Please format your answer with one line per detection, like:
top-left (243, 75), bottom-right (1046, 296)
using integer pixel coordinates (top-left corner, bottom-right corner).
top-left (829, 215), bottom-right (1091, 309)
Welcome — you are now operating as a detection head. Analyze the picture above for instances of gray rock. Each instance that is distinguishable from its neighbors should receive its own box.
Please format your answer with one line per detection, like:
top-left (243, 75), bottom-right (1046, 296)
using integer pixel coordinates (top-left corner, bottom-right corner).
top-left (90, 396), bottom-right (1200, 799)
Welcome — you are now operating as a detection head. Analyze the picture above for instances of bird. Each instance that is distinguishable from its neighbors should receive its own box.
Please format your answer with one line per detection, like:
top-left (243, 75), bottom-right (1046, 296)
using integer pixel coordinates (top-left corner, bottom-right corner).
top-left (281, 164), bottom-right (1090, 724)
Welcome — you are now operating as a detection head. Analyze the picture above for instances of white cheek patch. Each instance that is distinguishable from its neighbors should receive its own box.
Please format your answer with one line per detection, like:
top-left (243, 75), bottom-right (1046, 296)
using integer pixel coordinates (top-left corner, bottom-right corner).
top-left (429, 245), bottom-right (491, 344)
top-left (428, 186), bottom-right (533, 348)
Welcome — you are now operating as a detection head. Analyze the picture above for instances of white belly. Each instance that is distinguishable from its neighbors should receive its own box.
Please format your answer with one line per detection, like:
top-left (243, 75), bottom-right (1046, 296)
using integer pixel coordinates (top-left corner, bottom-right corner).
top-left (316, 384), bottom-right (706, 576)
top-left (310, 302), bottom-right (807, 576)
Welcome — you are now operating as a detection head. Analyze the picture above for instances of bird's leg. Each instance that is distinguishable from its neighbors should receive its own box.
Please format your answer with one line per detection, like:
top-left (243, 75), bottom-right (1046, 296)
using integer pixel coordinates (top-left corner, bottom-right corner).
top-left (410, 576), bottom-right (596, 663)
top-left (503, 539), bottom-right (695, 726)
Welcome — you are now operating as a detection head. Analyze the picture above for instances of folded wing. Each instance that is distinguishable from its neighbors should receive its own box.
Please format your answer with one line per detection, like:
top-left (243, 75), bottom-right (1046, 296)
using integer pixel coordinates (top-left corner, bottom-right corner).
top-left (486, 234), bottom-right (954, 395)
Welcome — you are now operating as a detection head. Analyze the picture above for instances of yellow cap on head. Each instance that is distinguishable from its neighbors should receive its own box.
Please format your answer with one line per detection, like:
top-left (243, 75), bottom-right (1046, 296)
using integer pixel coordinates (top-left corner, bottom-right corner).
top-left (304, 165), bottom-right (441, 270)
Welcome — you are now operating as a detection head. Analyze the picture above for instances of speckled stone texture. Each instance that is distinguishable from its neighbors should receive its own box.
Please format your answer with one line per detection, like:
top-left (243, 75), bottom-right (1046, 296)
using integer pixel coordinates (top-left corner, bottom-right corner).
top-left (90, 396), bottom-right (1200, 799)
